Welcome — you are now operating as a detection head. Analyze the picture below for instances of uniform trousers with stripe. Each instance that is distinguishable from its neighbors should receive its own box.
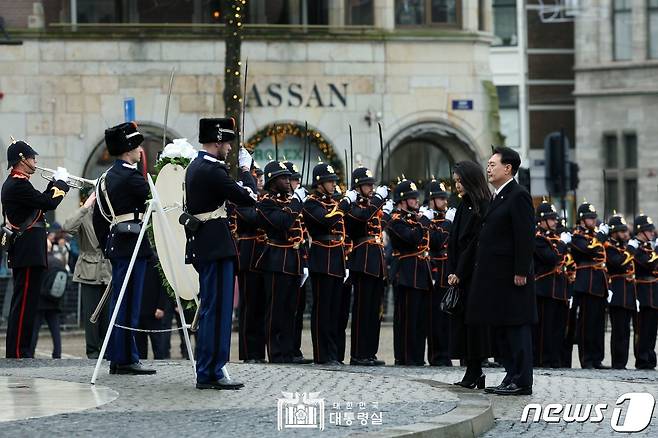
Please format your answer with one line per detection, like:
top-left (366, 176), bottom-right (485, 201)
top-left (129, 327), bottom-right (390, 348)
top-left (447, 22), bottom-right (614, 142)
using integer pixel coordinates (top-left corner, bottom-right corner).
top-left (238, 271), bottom-right (266, 361)
top-left (310, 274), bottom-right (343, 363)
top-left (427, 286), bottom-right (451, 366)
top-left (194, 259), bottom-right (234, 384)
top-left (5, 267), bottom-right (45, 358)
top-left (609, 306), bottom-right (634, 369)
top-left (108, 257), bottom-right (147, 366)
top-left (263, 272), bottom-right (299, 363)
top-left (350, 272), bottom-right (384, 360)
top-left (561, 293), bottom-right (579, 368)
top-left (393, 286), bottom-right (428, 366)
top-left (576, 293), bottom-right (606, 368)
top-left (336, 277), bottom-right (352, 362)
top-left (634, 308), bottom-right (658, 369)
top-left (533, 296), bottom-right (568, 368)
top-left (292, 282), bottom-right (307, 358)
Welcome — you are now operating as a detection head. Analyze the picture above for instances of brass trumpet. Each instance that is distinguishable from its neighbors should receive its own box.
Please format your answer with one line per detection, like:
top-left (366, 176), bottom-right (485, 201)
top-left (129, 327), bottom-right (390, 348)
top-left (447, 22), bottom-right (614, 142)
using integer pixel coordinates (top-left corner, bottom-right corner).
top-left (36, 166), bottom-right (97, 189)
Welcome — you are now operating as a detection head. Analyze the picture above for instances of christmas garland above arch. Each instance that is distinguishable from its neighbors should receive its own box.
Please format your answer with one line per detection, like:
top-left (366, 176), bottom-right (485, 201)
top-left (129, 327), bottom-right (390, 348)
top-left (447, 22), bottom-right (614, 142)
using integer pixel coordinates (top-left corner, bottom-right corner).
top-left (245, 122), bottom-right (346, 186)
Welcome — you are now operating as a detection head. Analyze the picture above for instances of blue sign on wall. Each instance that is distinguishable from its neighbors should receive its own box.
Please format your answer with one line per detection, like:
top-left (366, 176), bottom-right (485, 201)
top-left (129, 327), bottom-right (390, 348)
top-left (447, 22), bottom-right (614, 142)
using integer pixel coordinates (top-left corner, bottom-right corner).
top-left (452, 99), bottom-right (473, 110)
top-left (124, 97), bottom-right (135, 122)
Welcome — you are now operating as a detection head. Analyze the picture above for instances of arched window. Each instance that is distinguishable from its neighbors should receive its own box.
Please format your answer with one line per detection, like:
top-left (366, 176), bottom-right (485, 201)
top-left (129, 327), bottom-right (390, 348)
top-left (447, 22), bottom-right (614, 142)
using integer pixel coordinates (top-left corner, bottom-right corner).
top-left (245, 122), bottom-right (346, 185)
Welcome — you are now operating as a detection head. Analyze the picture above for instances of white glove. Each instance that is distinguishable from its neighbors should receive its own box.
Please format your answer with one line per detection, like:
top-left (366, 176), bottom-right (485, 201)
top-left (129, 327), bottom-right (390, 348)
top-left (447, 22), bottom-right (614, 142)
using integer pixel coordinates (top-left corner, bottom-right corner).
top-left (445, 207), bottom-right (456, 222)
top-left (375, 185), bottom-right (389, 200)
top-left (52, 166), bottom-right (69, 183)
top-left (344, 269), bottom-right (350, 284)
top-left (300, 267), bottom-right (309, 287)
top-left (560, 232), bottom-right (572, 244)
top-left (636, 300), bottom-right (640, 313)
top-left (244, 186), bottom-right (257, 201)
top-left (344, 189), bottom-right (358, 204)
top-left (598, 223), bottom-right (610, 235)
top-left (568, 296), bottom-right (573, 309)
top-left (382, 199), bottom-right (394, 215)
top-left (628, 239), bottom-right (640, 249)
top-left (293, 187), bottom-right (308, 203)
top-left (422, 208), bottom-right (435, 221)
top-left (607, 290), bottom-right (613, 304)
top-left (238, 147), bottom-right (252, 169)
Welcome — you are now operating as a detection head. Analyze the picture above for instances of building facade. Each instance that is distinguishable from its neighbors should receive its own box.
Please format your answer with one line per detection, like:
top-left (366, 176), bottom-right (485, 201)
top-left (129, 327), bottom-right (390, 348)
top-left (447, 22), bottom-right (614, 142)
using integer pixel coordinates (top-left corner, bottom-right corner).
top-left (575, 0), bottom-right (658, 220)
top-left (0, 0), bottom-right (498, 222)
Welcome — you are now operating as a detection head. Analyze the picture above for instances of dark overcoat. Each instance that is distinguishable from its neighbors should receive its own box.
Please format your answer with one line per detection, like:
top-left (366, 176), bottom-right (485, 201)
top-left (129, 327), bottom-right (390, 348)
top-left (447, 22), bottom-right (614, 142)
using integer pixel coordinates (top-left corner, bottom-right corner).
top-left (467, 179), bottom-right (537, 326)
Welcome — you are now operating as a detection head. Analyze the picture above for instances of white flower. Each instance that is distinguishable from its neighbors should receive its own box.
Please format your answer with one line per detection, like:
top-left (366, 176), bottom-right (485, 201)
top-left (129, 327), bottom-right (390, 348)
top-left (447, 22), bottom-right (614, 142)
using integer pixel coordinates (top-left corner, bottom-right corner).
top-left (161, 142), bottom-right (182, 159)
top-left (160, 138), bottom-right (197, 161)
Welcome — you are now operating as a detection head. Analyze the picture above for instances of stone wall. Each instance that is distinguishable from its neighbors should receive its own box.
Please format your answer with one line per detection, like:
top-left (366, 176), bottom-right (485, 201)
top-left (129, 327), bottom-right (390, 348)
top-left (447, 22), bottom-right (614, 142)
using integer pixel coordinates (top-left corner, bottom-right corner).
top-left (0, 37), bottom-right (494, 221)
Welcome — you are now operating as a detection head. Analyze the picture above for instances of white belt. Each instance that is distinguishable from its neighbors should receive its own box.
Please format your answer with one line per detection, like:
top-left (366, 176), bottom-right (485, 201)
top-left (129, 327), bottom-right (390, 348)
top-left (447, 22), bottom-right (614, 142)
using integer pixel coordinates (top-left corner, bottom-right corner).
top-left (114, 213), bottom-right (143, 223)
top-left (193, 204), bottom-right (227, 222)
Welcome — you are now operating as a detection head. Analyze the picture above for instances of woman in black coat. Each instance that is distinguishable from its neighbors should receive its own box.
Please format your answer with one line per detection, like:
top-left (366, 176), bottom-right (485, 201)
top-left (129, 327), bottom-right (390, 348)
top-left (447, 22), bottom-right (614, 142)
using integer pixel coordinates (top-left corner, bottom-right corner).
top-left (447, 161), bottom-right (491, 389)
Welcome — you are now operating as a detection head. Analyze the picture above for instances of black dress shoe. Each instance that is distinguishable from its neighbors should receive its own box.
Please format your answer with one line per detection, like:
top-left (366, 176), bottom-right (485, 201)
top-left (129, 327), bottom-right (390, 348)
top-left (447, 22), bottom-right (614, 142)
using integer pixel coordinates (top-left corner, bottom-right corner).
top-left (493, 383), bottom-right (532, 396)
top-left (244, 359), bottom-right (258, 364)
top-left (593, 363), bottom-right (610, 370)
top-left (582, 363), bottom-right (594, 369)
top-left (115, 362), bottom-right (156, 375)
top-left (454, 374), bottom-right (485, 390)
top-left (350, 358), bottom-right (375, 366)
top-left (484, 382), bottom-right (510, 394)
top-left (369, 357), bottom-right (386, 366)
top-left (291, 356), bottom-right (313, 365)
top-left (196, 377), bottom-right (244, 390)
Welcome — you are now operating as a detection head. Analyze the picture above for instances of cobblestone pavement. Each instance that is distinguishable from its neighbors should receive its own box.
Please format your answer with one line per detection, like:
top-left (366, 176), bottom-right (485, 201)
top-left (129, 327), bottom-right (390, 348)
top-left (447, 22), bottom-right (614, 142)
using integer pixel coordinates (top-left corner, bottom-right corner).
top-left (1, 326), bottom-right (657, 437)
top-left (0, 357), bottom-right (656, 437)
top-left (344, 366), bottom-right (658, 437)
top-left (0, 359), bottom-right (458, 437)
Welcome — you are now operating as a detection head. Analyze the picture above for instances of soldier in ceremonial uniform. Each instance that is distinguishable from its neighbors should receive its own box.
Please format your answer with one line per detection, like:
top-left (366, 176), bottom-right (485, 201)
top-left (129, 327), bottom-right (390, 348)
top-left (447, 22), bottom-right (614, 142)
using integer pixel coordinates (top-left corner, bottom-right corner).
top-left (557, 219), bottom-right (577, 368)
top-left (532, 201), bottom-right (570, 368)
top-left (183, 118), bottom-right (257, 389)
top-left (231, 181), bottom-right (266, 364)
top-left (91, 122), bottom-right (155, 375)
top-left (604, 213), bottom-right (637, 369)
top-left (570, 202), bottom-right (609, 369)
top-left (302, 162), bottom-right (353, 365)
top-left (2, 140), bottom-right (70, 358)
top-left (344, 166), bottom-right (389, 366)
top-left (388, 179), bottom-right (432, 366)
top-left (283, 160), bottom-right (313, 364)
top-left (421, 179), bottom-right (452, 366)
top-left (629, 214), bottom-right (657, 369)
top-left (255, 160), bottom-right (307, 363)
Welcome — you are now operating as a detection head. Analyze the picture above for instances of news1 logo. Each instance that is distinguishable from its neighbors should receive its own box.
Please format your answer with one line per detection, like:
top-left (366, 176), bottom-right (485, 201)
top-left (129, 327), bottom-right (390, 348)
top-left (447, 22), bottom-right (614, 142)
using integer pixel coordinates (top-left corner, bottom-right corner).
top-left (521, 392), bottom-right (655, 432)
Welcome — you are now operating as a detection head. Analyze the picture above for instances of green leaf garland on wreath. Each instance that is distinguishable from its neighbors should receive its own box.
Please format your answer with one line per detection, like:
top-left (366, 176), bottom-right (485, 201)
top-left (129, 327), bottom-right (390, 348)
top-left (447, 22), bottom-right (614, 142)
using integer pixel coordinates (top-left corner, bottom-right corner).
top-left (149, 139), bottom-right (198, 310)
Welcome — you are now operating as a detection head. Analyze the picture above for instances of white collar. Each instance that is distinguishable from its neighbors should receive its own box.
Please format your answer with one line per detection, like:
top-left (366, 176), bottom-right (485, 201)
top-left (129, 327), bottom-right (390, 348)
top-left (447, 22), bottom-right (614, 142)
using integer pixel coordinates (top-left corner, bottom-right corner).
top-left (122, 162), bottom-right (138, 169)
top-left (200, 151), bottom-right (225, 164)
top-left (494, 177), bottom-right (514, 196)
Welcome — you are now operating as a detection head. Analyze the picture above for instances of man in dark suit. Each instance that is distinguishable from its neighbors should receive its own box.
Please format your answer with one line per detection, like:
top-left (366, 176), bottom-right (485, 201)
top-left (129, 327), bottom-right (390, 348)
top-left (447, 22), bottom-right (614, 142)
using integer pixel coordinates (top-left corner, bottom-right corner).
top-left (470, 146), bottom-right (536, 395)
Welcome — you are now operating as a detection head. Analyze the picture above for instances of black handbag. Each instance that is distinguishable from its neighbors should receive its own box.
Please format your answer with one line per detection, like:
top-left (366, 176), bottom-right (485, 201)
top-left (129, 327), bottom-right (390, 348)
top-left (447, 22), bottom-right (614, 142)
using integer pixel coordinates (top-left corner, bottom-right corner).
top-left (440, 285), bottom-right (463, 315)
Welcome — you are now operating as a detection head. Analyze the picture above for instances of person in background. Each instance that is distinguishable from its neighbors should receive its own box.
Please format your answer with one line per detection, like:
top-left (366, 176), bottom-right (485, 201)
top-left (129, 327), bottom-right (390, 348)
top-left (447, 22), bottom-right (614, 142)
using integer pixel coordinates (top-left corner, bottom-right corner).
top-left (30, 239), bottom-right (66, 359)
top-left (135, 254), bottom-right (169, 360)
top-left (62, 190), bottom-right (112, 359)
